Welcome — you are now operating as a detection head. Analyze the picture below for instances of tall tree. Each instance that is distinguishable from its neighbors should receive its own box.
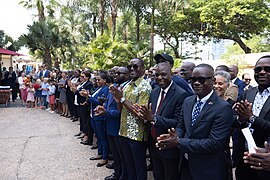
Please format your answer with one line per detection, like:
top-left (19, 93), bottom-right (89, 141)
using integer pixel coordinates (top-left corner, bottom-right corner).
top-left (110, 0), bottom-right (118, 40)
top-left (197, 0), bottom-right (270, 53)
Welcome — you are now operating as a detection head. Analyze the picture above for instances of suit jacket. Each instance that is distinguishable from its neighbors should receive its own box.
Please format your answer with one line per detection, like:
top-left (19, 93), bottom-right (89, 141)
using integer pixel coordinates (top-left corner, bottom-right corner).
top-left (150, 82), bottom-right (188, 159)
top-left (151, 75), bottom-right (194, 96)
top-left (177, 92), bottom-right (233, 180)
top-left (234, 77), bottom-right (246, 98)
top-left (89, 85), bottom-right (109, 121)
top-left (225, 82), bottom-right (238, 101)
top-left (233, 87), bottom-right (270, 166)
top-left (75, 81), bottom-right (93, 104)
top-left (104, 92), bottom-right (121, 136)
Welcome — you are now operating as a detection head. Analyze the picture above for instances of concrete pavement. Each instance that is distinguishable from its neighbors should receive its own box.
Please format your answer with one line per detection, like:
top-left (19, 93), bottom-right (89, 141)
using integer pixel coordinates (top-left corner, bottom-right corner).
top-left (0, 101), bottom-right (113, 180)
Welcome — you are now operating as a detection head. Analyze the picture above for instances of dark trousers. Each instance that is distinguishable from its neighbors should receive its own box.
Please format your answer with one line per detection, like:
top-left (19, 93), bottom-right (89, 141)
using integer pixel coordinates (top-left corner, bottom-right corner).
top-left (149, 138), bottom-right (180, 180)
top-left (87, 116), bottom-right (94, 144)
top-left (119, 136), bottom-right (147, 180)
top-left (91, 119), bottom-right (108, 160)
top-left (11, 85), bottom-right (17, 100)
top-left (180, 157), bottom-right (192, 180)
top-left (78, 105), bottom-right (89, 134)
top-left (66, 92), bottom-right (74, 115)
top-left (108, 135), bottom-right (127, 179)
top-left (235, 161), bottom-right (270, 180)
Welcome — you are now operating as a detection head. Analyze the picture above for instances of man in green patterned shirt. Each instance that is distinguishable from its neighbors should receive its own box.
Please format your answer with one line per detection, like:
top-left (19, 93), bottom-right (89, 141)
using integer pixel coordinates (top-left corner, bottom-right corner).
top-left (110, 58), bottom-right (151, 180)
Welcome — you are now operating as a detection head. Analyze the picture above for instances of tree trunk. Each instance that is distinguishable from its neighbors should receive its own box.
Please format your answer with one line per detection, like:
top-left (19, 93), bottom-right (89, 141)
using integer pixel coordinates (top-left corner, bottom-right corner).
top-left (233, 37), bottom-right (252, 54)
top-left (99, 0), bottom-right (106, 36)
top-left (43, 49), bottom-right (52, 70)
top-left (111, 0), bottom-right (117, 40)
top-left (150, 7), bottom-right (155, 67)
top-left (93, 14), bottom-right (97, 38)
top-left (135, 10), bottom-right (140, 43)
top-left (37, 0), bottom-right (45, 21)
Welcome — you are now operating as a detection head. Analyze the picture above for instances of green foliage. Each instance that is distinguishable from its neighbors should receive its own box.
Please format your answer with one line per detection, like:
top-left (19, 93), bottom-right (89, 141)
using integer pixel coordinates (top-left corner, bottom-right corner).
top-left (222, 35), bottom-right (270, 59)
top-left (77, 34), bottom-right (137, 70)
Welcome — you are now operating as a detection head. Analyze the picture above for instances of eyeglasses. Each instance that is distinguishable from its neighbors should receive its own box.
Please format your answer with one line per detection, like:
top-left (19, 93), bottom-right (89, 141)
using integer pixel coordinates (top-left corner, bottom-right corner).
top-left (254, 66), bottom-right (270, 73)
top-left (244, 79), bottom-right (251, 81)
top-left (115, 72), bottom-right (127, 75)
top-left (80, 76), bottom-right (86, 78)
top-left (190, 76), bottom-right (213, 84)
top-left (127, 64), bottom-right (139, 70)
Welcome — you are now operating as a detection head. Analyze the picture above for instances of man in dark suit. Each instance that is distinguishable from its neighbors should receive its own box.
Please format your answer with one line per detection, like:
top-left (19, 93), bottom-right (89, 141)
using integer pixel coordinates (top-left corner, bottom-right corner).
top-left (152, 53), bottom-right (194, 96)
top-left (134, 62), bottom-right (188, 180)
top-left (156, 64), bottom-right (233, 180)
top-left (233, 55), bottom-right (270, 180)
top-left (229, 65), bottom-right (246, 98)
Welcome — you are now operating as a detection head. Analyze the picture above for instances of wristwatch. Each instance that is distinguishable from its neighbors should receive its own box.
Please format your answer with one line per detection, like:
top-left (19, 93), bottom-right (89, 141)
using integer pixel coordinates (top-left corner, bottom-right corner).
top-left (120, 97), bottom-right (126, 103)
top-left (249, 115), bottom-right (257, 124)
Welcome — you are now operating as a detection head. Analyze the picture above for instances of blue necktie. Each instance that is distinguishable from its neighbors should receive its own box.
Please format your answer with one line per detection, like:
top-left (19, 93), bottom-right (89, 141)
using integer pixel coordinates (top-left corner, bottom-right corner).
top-left (191, 100), bottom-right (202, 126)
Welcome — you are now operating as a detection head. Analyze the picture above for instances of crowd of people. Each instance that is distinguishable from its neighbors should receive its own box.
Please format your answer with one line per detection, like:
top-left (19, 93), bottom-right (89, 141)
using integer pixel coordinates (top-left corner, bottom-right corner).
top-left (1, 53), bottom-right (270, 180)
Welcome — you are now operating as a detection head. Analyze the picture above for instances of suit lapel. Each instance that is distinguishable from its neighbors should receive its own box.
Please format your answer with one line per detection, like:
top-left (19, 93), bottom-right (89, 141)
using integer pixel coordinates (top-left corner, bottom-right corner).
top-left (158, 84), bottom-right (176, 115)
top-left (247, 88), bottom-right (258, 103)
top-left (152, 88), bottom-right (160, 114)
top-left (186, 96), bottom-right (197, 134)
top-left (107, 93), bottom-right (115, 107)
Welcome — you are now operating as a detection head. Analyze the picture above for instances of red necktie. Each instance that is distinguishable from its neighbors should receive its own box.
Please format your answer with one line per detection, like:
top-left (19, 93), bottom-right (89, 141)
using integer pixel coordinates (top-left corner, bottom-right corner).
top-left (151, 90), bottom-right (165, 139)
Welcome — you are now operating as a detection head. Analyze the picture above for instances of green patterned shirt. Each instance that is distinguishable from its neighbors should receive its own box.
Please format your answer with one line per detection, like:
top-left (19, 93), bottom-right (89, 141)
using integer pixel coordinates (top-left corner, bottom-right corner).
top-left (119, 77), bottom-right (152, 141)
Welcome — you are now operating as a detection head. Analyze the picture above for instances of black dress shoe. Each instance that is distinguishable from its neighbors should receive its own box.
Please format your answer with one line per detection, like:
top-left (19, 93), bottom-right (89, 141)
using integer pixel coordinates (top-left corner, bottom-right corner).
top-left (72, 118), bottom-right (78, 122)
top-left (90, 156), bottom-right (103, 160)
top-left (80, 141), bottom-right (93, 146)
top-left (104, 174), bottom-right (119, 180)
top-left (105, 162), bottom-right (114, 169)
top-left (74, 132), bottom-right (82, 137)
top-left (91, 145), bottom-right (98, 149)
top-left (96, 160), bottom-right (108, 167)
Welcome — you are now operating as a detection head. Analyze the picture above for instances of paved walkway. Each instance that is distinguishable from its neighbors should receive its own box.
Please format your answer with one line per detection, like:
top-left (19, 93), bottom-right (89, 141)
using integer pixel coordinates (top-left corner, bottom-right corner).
top-left (0, 101), bottom-right (113, 180)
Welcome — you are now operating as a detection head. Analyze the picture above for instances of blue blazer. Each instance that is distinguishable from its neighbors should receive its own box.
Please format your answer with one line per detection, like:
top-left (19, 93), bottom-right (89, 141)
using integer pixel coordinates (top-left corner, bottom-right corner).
top-left (151, 75), bottom-right (193, 96)
top-left (150, 82), bottom-right (188, 159)
top-left (89, 85), bottom-right (109, 121)
top-left (234, 77), bottom-right (246, 98)
top-left (177, 92), bottom-right (233, 180)
top-left (104, 92), bottom-right (121, 136)
top-left (39, 70), bottom-right (50, 78)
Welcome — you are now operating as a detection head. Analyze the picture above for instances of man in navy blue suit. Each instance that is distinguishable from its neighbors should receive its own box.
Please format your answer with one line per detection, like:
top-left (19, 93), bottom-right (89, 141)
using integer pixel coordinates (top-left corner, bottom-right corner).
top-left (152, 53), bottom-right (194, 96)
top-left (229, 65), bottom-right (246, 98)
top-left (156, 64), bottom-right (233, 180)
top-left (95, 66), bottom-right (130, 180)
top-left (134, 62), bottom-right (188, 180)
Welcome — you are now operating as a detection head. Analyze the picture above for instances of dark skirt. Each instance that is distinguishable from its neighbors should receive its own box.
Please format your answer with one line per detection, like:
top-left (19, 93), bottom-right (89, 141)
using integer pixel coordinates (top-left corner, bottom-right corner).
top-left (34, 90), bottom-right (42, 98)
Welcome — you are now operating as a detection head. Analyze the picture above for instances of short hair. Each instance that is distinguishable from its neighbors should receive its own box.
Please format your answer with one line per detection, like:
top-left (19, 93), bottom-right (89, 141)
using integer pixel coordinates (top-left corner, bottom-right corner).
top-left (256, 55), bottom-right (270, 65)
top-left (215, 70), bottom-right (231, 85)
top-left (132, 58), bottom-right (144, 67)
top-left (82, 70), bottom-right (91, 78)
top-left (196, 63), bottom-right (214, 76)
top-left (216, 65), bottom-right (230, 72)
top-left (99, 72), bottom-right (110, 82)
